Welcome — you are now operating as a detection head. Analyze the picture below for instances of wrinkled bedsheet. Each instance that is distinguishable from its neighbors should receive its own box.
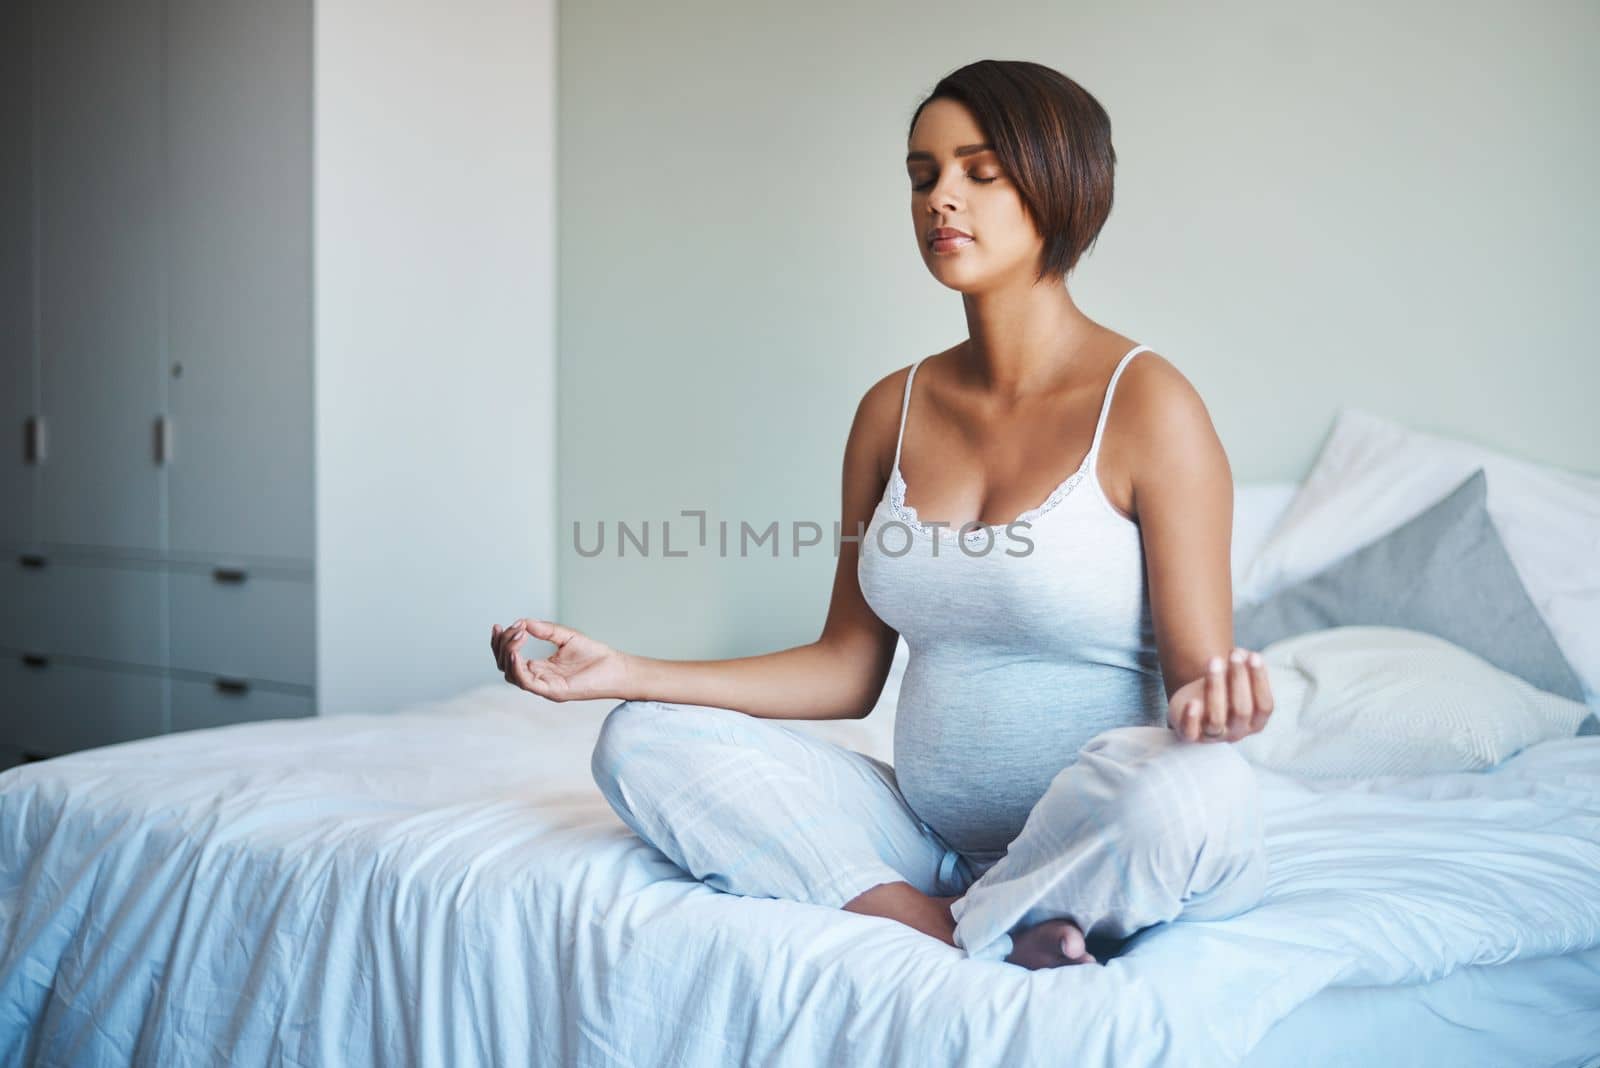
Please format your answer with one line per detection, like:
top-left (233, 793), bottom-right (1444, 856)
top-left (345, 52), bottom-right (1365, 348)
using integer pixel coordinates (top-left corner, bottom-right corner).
top-left (2, 684), bottom-right (1598, 1066)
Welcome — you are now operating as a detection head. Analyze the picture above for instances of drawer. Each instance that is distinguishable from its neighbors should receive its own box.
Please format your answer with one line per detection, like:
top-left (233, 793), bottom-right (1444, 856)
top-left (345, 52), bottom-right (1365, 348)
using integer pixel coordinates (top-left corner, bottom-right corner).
top-left (0, 555), bottom-right (22, 651)
top-left (169, 568), bottom-right (314, 686)
top-left (169, 676), bottom-right (314, 734)
top-left (2, 653), bottom-right (166, 758)
top-left (1, 553), bottom-right (164, 667)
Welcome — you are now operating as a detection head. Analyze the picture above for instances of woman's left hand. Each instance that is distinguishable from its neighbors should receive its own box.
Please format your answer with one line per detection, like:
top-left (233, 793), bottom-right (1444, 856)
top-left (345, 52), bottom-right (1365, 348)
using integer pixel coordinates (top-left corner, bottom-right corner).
top-left (1168, 646), bottom-right (1274, 743)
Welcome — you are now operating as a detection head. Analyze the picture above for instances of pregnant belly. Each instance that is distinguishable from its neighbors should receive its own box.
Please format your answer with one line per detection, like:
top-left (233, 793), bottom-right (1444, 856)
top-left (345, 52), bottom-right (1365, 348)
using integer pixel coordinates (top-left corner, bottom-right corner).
top-left (891, 660), bottom-right (1166, 862)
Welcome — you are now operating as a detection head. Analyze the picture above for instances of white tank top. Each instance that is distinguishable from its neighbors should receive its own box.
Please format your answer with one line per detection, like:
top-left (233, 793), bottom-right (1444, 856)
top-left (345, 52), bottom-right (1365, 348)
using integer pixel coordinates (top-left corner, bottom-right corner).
top-left (856, 343), bottom-right (1166, 864)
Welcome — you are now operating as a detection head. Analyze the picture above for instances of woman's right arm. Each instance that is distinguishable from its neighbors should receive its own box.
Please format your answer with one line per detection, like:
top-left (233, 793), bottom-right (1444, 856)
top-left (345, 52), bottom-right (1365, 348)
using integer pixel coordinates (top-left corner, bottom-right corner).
top-left (491, 368), bottom-right (909, 722)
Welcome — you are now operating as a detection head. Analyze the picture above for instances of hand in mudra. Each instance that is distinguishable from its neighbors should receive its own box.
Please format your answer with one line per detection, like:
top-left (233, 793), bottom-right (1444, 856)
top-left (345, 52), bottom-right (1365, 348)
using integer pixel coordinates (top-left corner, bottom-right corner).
top-left (1168, 646), bottom-right (1275, 743)
top-left (489, 618), bottom-right (630, 702)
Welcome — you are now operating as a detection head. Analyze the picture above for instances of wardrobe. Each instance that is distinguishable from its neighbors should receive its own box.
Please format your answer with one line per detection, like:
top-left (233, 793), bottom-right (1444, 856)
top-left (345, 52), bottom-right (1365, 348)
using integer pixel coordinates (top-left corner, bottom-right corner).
top-left (1, 0), bottom-right (315, 760)
top-left (2, 0), bottom-right (557, 768)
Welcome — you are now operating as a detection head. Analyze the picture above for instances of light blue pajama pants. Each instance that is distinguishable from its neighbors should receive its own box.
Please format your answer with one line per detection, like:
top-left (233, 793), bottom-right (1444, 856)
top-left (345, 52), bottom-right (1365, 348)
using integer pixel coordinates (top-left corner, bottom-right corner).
top-left (590, 699), bottom-right (1269, 963)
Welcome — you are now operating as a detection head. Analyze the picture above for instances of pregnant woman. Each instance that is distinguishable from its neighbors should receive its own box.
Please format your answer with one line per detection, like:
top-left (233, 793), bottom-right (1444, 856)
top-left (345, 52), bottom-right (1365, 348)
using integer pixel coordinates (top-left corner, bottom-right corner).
top-left (491, 59), bottom-right (1276, 969)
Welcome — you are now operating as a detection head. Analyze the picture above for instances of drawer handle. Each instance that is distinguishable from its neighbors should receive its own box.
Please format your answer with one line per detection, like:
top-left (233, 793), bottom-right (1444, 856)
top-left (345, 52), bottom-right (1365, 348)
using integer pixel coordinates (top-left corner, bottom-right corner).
top-left (24, 415), bottom-right (47, 465)
top-left (19, 553), bottom-right (47, 569)
top-left (21, 653), bottom-right (49, 668)
top-left (213, 676), bottom-right (251, 696)
top-left (155, 414), bottom-right (174, 465)
top-left (212, 567), bottom-right (249, 584)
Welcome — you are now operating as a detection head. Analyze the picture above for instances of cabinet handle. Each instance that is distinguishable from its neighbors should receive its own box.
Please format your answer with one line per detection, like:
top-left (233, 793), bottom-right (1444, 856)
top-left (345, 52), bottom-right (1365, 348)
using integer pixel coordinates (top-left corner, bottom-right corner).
top-left (155, 415), bottom-right (174, 464)
top-left (213, 676), bottom-right (250, 696)
top-left (24, 415), bottom-right (46, 464)
top-left (20, 653), bottom-right (49, 668)
top-left (212, 566), bottom-right (248, 584)
top-left (19, 553), bottom-right (47, 569)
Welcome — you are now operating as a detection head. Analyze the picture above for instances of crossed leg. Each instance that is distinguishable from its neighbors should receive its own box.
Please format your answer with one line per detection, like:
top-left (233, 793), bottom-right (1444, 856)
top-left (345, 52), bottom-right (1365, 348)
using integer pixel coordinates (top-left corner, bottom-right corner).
top-left (948, 725), bottom-right (1270, 963)
top-left (591, 703), bottom-right (1267, 969)
top-left (591, 699), bottom-right (952, 908)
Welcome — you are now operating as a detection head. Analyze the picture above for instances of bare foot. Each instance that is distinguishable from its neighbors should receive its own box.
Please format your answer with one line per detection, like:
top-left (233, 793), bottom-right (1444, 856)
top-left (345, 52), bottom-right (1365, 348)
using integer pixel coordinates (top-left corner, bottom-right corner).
top-left (1005, 917), bottom-right (1098, 970)
top-left (842, 886), bottom-right (1096, 970)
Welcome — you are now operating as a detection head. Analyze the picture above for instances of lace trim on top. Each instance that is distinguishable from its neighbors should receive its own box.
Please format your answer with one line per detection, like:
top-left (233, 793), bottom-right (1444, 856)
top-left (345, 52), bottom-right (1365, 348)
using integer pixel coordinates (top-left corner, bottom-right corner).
top-left (883, 343), bottom-right (1147, 545)
top-left (884, 455), bottom-right (1091, 544)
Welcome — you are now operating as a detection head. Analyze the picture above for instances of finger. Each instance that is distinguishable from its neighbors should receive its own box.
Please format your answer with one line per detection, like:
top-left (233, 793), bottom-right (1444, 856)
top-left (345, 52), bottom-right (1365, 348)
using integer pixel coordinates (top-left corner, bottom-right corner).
top-left (528, 620), bottom-right (576, 660)
top-left (1248, 651), bottom-right (1275, 732)
top-left (1227, 648), bottom-right (1253, 739)
top-left (490, 623), bottom-right (501, 658)
top-left (1060, 924), bottom-right (1086, 960)
top-left (508, 651), bottom-right (534, 693)
top-left (523, 618), bottom-right (572, 646)
top-left (1204, 656), bottom-right (1228, 740)
top-left (500, 624), bottom-right (527, 680)
top-left (505, 619), bottom-right (543, 668)
top-left (493, 621), bottom-right (515, 670)
top-left (1182, 697), bottom-right (1202, 743)
top-left (501, 622), bottom-right (528, 672)
top-left (494, 623), bottom-right (521, 672)
top-left (506, 649), bottom-right (527, 691)
top-left (512, 653), bottom-right (553, 699)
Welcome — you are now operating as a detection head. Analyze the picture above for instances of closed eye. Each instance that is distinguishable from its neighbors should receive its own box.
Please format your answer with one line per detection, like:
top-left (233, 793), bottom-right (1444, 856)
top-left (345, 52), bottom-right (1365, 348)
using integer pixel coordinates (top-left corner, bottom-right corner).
top-left (910, 174), bottom-right (1000, 192)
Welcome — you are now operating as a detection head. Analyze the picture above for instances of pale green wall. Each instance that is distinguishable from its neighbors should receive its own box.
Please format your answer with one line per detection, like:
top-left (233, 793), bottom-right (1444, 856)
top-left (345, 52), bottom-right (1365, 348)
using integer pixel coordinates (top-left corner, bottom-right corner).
top-left (558, 0), bottom-right (1597, 660)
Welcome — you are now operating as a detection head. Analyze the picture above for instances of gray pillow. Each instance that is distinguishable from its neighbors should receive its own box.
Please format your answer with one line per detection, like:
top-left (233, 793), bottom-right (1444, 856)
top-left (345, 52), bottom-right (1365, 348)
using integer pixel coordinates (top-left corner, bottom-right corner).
top-left (1235, 467), bottom-right (1598, 736)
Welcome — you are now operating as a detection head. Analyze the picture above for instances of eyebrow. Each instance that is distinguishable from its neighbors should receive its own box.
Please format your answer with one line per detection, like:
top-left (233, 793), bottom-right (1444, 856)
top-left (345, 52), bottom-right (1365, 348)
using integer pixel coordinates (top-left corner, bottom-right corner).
top-left (905, 143), bottom-right (994, 163)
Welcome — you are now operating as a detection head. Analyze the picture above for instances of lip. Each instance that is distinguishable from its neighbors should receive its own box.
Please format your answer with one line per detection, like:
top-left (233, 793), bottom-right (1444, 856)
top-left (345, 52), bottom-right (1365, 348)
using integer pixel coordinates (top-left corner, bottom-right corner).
top-left (930, 235), bottom-right (973, 254)
top-left (926, 226), bottom-right (972, 243)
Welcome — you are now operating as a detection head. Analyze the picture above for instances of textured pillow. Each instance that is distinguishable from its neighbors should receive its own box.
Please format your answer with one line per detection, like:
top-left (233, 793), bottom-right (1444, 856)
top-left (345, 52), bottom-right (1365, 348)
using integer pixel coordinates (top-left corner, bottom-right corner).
top-left (1235, 626), bottom-right (1593, 778)
top-left (1234, 469), bottom-right (1593, 734)
top-left (1236, 406), bottom-right (1600, 715)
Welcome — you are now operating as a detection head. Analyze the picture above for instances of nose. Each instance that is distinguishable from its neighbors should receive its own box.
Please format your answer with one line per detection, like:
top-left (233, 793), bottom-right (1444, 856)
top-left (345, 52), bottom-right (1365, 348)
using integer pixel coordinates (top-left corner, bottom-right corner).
top-left (924, 168), bottom-right (963, 216)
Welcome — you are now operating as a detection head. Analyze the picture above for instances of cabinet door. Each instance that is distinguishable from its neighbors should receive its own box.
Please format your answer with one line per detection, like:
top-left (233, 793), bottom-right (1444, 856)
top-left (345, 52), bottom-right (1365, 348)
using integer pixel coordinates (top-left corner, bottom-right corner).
top-left (9, 556), bottom-right (165, 669)
top-left (0, 555), bottom-right (27, 652)
top-left (1, 1), bottom-right (36, 547)
top-left (34, 0), bottom-right (166, 553)
top-left (3, 653), bottom-right (166, 758)
top-left (170, 676), bottom-right (313, 735)
top-left (168, 568), bottom-right (314, 687)
top-left (165, 0), bottom-right (314, 564)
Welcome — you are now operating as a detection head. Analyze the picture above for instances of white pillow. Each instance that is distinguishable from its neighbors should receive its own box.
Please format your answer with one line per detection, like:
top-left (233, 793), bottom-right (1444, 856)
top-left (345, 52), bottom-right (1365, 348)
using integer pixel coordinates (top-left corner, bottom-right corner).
top-left (1235, 625), bottom-right (1593, 779)
top-left (1236, 407), bottom-right (1600, 715)
top-left (1231, 481), bottom-right (1299, 594)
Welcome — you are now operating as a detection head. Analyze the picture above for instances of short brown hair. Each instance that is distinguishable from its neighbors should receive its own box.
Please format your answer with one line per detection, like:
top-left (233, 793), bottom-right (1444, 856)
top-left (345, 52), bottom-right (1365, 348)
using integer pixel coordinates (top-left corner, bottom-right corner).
top-left (908, 60), bottom-right (1117, 284)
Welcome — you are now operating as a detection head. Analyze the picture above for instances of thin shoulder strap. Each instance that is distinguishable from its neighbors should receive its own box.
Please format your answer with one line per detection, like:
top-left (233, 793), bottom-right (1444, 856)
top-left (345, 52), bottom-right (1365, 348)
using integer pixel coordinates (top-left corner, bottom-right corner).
top-left (1087, 344), bottom-right (1151, 459)
top-left (892, 357), bottom-right (925, 475)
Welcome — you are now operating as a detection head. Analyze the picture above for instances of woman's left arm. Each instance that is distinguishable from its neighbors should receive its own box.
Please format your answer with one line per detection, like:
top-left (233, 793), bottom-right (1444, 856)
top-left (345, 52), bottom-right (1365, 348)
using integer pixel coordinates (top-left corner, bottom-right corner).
top-left (1117, 354), bottom-right (1274, 744)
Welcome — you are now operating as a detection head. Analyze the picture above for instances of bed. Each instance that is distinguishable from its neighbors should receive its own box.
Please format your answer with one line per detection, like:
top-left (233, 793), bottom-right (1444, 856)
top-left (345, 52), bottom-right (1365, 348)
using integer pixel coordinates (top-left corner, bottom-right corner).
top-left (3, 473), bottom-right (1599, 1067)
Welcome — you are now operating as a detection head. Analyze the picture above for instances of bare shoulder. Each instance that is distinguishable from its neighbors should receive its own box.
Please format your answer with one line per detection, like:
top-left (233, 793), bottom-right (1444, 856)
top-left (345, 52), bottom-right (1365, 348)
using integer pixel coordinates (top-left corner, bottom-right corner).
top-left (1102, 349), bottom-right (1230, 512)
top-left (1118, 349), bottom-right (1210, 425)
top-left (849, 359), bottom-right (921, 483)
top-left (861, 360), bottom-right (916, 412)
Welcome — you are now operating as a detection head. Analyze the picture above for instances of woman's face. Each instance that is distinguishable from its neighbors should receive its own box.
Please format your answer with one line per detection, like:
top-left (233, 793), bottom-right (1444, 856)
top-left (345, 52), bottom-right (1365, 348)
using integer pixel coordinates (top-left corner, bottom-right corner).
top-left (906, 98), bottom-right (1043, 293)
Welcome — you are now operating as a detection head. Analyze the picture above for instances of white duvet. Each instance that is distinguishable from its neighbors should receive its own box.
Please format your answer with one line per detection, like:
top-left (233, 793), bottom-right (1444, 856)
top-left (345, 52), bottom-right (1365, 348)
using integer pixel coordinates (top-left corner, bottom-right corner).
top-left (2, 684), bottom-right (1598, 1067)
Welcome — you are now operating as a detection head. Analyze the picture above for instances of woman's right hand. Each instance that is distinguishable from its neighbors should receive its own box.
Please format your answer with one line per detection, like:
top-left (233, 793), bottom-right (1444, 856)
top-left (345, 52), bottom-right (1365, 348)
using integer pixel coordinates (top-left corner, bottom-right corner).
top-left (489, 618), bottom-right (633, 703)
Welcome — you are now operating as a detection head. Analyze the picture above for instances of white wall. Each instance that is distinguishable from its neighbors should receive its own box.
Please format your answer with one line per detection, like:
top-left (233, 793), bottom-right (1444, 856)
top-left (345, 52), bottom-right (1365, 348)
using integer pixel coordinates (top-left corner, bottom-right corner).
top-left (558, 0), bottom-right (1598, 662)
top-left (315, 0), bottom-right (557, 714)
